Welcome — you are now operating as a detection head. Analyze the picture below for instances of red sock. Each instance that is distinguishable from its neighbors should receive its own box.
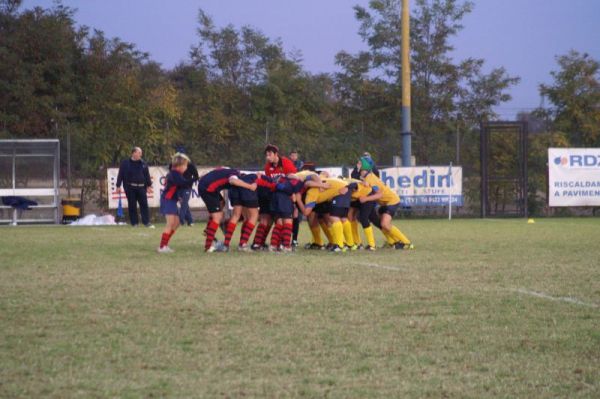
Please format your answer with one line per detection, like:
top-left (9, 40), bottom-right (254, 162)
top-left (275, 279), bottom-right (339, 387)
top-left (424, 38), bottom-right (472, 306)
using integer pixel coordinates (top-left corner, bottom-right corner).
top-left (282, 222), bottom-right (293, 248)
top-left (239, 221), bottom-right (255, 246)
top-left (223, 222), bottom-right (237, 247)
top-left (160, 230), bottom-right (174, 248)
top-left (205, 220), bottom-right (219, 250)
top-left (270, 223), bottom-right (283, 247)
top-left (253, 223), bottom-right (267, 246)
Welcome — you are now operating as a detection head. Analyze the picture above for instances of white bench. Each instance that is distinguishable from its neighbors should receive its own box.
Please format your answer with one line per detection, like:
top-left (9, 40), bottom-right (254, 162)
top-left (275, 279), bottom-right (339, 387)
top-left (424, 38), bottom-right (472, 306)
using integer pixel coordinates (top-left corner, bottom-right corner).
top-left (0, 188), bottom-right (59, 225)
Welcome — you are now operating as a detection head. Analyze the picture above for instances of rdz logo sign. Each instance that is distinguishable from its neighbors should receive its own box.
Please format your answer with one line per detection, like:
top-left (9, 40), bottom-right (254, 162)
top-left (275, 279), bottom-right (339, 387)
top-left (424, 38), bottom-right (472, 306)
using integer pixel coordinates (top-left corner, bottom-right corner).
top-left (554, 155), bottom-right (600, 168)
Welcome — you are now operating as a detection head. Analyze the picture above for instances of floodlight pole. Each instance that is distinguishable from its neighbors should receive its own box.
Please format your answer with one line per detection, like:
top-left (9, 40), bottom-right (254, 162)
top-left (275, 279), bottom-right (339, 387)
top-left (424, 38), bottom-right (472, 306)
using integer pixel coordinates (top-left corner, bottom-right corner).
top-left (401, 0), bottom-right (412, 166)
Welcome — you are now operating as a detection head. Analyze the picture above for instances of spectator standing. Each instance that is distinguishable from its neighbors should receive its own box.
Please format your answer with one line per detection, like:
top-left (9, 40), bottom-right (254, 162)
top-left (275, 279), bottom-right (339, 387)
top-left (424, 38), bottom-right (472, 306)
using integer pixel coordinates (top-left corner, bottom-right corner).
top-left (289, 150), bottom-right (304, 171)
top-left (116, 147), bottom-right (154, 228)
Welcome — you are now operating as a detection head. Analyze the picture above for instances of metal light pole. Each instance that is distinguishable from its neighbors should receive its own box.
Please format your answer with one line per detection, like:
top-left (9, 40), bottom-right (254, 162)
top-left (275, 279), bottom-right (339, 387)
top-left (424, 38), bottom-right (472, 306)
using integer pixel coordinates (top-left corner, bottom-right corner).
top-left (401, 0), bottom-right (412, 166)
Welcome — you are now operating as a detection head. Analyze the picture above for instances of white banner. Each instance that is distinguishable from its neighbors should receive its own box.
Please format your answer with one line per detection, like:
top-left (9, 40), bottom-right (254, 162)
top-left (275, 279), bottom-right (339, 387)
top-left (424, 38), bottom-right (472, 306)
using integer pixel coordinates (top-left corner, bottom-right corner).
top-left (107, 165), bottom-right (463, 209)
top-left (107, 166), bottom-right (213, 209)
top-left (379, 166), bottom-right (463, 206)
top-left (548, 148), bottom-right (600, 207)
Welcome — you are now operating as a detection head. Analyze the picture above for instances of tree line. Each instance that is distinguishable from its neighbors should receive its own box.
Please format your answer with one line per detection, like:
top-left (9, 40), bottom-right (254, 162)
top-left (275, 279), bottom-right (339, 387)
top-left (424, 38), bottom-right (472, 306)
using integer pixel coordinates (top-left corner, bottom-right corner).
top-left (1, 0), bottom-right (599, 214)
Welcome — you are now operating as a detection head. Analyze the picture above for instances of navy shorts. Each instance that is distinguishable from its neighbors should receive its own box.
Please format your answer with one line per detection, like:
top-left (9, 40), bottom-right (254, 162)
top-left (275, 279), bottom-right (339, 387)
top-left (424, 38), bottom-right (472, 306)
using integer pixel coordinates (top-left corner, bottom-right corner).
top-left (199, 190), bottom-right (224, 213)
top-left (350, 200), bottom-right (361, 209)
top-left (331, 191), bottom-right (352, 209)
top-left (160, 198), bottom-right (179, 215)
top-left (270, 192), bottom-right (294, 219)
top-left (330, 205), bottom-right (350, 218)
top-left (378, 202), bottom-right (400, 216)
top-left (314, 201), bottom-right (331, 215)
top-left (229, 187), bottom-right (259, 208)
top-left (258, 191), bottom-right (272, 215)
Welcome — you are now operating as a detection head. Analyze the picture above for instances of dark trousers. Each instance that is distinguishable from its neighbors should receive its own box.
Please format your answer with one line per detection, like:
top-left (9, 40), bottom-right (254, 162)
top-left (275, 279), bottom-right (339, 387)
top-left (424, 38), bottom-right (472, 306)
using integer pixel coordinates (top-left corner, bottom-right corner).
top-left (125, 185), bottom-right (150, 226)
top-left (178, 189), bottom-right (193, 225)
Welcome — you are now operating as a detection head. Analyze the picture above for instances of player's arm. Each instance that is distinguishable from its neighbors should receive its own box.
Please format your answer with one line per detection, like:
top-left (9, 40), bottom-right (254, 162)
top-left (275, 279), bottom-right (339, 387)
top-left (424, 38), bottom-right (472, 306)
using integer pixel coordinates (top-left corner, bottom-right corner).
top-left (229, 176), bottom-right (257, 191)
top-left (340, 183), bottom-right (358, 195)
top-left (295, 194), bottom-right (307, 214)
top-left (169, 170), bottom-right (194, 187)
top-left (304, 175), bottom-right (330, 189)
top-left (275, 181), bottom-right (294, 195)
top-left (359, 186), bottom-right (383, 203)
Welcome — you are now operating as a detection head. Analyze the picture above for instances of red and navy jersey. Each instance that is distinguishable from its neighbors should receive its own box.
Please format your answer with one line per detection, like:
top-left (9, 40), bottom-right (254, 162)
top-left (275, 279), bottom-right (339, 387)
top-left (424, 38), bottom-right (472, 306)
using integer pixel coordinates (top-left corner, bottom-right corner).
top-left (238, 173), bottom-right (276, 190)
top-left (162, 170), bottom-right (194, 200)
top-left (198, 168), bottom-right (240, 193)
top-left (275, 176), bottom-right (304, 195)
top-left (264, 156), bottom-right (297, 178)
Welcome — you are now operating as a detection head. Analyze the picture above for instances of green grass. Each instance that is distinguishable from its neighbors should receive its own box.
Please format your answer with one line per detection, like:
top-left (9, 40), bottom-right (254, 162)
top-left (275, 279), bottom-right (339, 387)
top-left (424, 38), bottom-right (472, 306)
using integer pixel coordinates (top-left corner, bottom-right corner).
top-left (1, 218), bottom-right (599, 398)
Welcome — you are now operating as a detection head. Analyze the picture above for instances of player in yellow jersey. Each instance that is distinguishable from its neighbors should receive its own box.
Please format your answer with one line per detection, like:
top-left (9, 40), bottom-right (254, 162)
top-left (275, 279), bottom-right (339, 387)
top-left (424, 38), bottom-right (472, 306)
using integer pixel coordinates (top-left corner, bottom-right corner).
top-left (346, 177), bottom-right (379, 251)
top-left (296, 177), bottom-right (353, 252)
top-left (358, 157), bottom-right (414, 250)
top-left (289, 170), bottom-right (331, 249)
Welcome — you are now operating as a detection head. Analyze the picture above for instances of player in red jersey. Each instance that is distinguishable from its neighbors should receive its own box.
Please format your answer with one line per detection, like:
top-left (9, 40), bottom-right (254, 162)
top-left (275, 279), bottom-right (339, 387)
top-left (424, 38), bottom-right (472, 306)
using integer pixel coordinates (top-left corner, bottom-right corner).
top-left (251, 144), bottom-right (297, 250)
top-left (198, 167), bottom-right (257, 252)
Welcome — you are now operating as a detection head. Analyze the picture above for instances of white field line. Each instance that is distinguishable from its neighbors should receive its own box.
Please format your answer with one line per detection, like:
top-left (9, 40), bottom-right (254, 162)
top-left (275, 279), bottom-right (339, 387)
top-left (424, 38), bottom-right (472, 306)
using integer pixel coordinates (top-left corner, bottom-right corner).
top-left (513, 288), bottom-right (599, 309)
top-left (353, 262), bottom-right (403, 272)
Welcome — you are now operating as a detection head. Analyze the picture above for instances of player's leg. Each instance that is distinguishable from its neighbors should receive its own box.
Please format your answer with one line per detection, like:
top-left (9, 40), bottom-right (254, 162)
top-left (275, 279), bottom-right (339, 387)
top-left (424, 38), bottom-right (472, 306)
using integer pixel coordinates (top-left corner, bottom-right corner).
top-left (292, 206), bottom-right (300, 247)
top-left (239, 206), bottom-right (258, 250)
top-left (306, 212), bottom-right (324, 248)
top-left (328, 215), bottom-right (345, 251)
top-left (270, 217), bottom-right (283, 251)
top-left (359, 201), bottom-right (377, 250)
top-left (199, 190), bottom-right (223, 252)
top-left (348, 206), bottom-right (362, 247)
top-left (281, 217), bottom-right (294, 251)
top-left (380, 205), bottom-right (412, 248)
top-left (158, 212), bottom-right (178, 252)
top-left (205, 210), bottom-right (223, 251)
top-left (252, 211), bottom-right (272, 250)
top-left (222, 205), bottom-right (242, 250)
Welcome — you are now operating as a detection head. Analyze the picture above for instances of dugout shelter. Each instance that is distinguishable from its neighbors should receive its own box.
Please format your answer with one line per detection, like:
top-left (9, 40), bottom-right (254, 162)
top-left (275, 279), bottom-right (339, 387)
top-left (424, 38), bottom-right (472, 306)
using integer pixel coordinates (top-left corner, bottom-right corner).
top-left (0, 139), bottom-right (60, 225)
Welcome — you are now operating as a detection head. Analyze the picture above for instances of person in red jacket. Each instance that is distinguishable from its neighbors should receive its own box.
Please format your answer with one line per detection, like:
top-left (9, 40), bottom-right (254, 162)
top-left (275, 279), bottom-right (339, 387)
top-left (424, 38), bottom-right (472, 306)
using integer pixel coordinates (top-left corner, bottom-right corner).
top-left (251, 144), bottom-right (297, 250)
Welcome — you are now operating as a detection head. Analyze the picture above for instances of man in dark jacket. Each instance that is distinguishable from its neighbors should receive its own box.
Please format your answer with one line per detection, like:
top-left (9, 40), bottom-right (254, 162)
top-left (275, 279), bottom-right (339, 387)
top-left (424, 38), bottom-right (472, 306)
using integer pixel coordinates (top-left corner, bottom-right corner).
top-left (116, 147), bottom-right (154, 228)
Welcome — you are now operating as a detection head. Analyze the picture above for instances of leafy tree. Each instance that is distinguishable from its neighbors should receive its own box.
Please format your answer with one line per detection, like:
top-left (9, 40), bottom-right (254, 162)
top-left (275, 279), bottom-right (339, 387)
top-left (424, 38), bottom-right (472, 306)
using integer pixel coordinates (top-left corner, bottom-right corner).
top-left (540, 50), bottom-right (600, 147)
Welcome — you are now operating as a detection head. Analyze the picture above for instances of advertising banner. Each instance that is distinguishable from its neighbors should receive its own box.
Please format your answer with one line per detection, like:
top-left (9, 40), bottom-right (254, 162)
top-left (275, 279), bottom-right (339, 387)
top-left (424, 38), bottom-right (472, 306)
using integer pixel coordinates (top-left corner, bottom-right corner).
top-left (379, 166), bottom-right (463, 206)
top-left (548, 148), bottom-right (600, 207)
top-left (108, 165), bottom-right (463, 209)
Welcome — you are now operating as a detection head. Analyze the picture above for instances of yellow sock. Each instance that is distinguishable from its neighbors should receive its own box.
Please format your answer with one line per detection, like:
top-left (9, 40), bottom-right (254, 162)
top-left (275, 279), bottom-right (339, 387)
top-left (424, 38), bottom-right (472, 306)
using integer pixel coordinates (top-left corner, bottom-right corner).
top-left (310, 225), bottom-right (324, 246)
top-left (383, 230), bottom-right (395, 244)
top-left (363, 226), bottom-right (376, 248)
top-left (342, 220), bottom-right (354, 247)
top-left (351, 221), bottom-right (362, 245)
top-left (331, 221), bottom-right (345, 248)
top-left (320, 221), bottom-right (333, 243)
top-left (389, 226), bottom-right (411, 244)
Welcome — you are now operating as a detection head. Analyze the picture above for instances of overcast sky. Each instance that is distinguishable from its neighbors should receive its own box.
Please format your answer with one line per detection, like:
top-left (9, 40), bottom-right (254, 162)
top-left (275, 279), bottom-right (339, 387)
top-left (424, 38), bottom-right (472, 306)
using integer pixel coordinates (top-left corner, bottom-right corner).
top-left (23, 0), bottom-right (600, 119)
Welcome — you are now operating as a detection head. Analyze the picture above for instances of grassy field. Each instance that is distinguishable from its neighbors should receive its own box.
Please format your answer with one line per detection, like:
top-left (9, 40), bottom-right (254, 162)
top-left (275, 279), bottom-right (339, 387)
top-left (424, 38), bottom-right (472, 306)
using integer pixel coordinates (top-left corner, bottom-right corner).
top-left (1, 218), bottom-right (599, 398)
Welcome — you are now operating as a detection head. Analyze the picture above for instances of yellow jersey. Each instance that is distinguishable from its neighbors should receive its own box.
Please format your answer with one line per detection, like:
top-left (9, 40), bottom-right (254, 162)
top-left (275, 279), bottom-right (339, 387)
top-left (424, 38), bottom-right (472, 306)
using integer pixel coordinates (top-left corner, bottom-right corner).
top-left (304, 178), bottom-right (349, 207)
top-left (362, 172), bottom-right (400, 205)
top-left (344, 178), bottom-right (373, 200)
